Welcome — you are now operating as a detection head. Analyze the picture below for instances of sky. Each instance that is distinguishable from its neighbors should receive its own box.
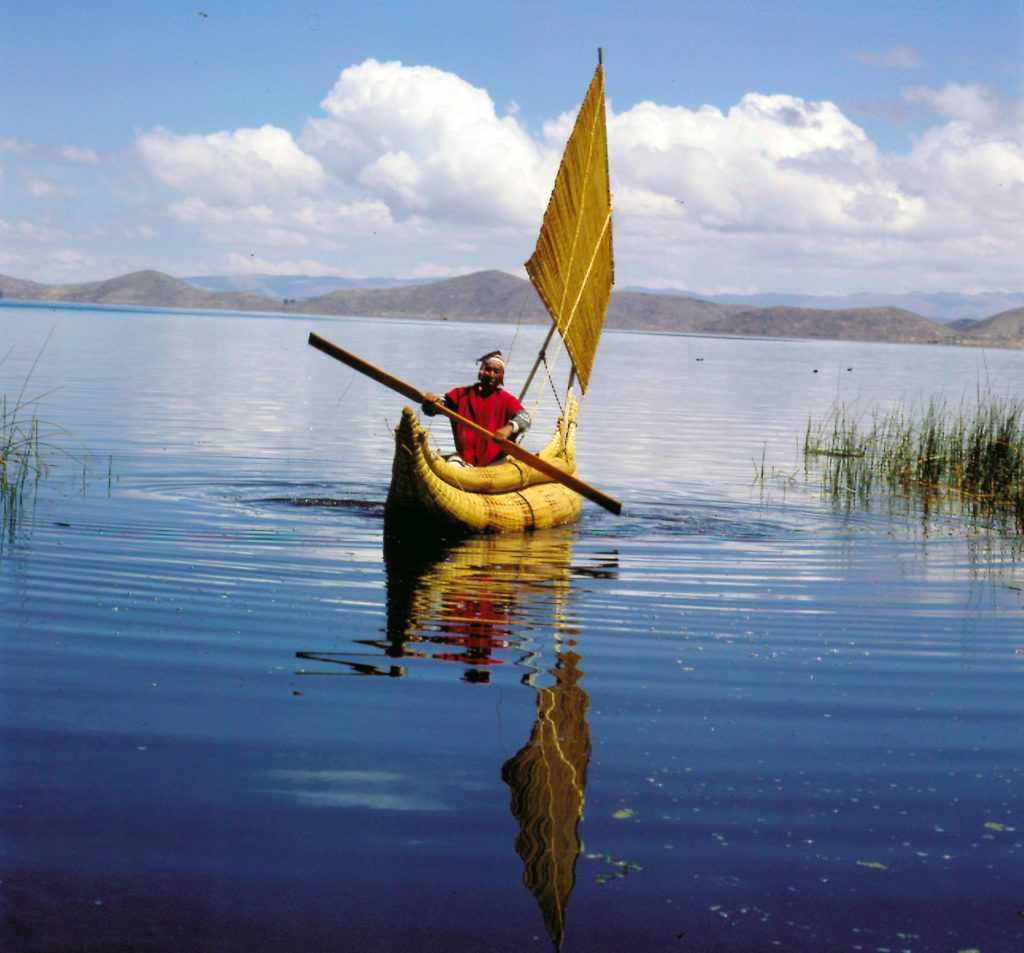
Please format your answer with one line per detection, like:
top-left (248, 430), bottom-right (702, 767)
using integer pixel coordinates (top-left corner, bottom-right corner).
top-left (1, 0), bottom-right (1021, 295)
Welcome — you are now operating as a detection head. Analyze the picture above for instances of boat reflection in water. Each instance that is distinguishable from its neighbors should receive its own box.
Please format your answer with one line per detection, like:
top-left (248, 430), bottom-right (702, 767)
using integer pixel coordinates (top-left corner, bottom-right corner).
top-left (376, 528), bottom-right (616, 685)
top-left (296, 528), bottom-right (615, 949)
top-left (380, 530), bottom-right (545, 681)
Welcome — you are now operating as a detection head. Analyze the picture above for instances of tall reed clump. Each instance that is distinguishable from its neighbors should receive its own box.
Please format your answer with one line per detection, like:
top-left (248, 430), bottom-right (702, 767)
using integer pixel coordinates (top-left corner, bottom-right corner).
top-left (1, 392), bottom-right (46, 545)
top-left (804, 392), bottom-right (1024, 531)
top-left (1, 341), bottom-right (84, 548)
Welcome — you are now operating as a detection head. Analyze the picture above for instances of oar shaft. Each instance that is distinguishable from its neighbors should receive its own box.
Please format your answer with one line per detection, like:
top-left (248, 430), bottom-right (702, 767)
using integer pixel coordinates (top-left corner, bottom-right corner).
top-left (307, 332), bottom-right (622, 516)
top-left (308, 333), bottom-right (425, 403)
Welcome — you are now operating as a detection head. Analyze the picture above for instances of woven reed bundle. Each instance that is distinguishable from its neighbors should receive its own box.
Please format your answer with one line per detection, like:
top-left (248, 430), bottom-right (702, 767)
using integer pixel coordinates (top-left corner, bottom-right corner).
top-left (425, 416), bottom-right (576, 494)
top-left (386, 399), bottom-right (582, 534)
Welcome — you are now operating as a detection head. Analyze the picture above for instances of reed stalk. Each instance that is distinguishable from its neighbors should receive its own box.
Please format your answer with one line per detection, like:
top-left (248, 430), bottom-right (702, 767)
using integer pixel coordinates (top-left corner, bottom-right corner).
top-left (804, 391), bottom-right (1024, 531)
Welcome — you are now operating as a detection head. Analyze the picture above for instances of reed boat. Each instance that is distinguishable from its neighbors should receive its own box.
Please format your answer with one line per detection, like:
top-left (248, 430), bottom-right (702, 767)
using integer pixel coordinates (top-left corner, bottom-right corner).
top-left (386, 396), bottom-right (582, 533)
top-left (384, 57), bottom-right (615, 537)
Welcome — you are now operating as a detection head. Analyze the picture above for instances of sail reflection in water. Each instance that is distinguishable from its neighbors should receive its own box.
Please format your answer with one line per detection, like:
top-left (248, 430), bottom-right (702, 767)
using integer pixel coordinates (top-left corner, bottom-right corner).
top-left (502, 647), bottom-right (590, 951)
top-left (296, 530), bottom-right (614, 948)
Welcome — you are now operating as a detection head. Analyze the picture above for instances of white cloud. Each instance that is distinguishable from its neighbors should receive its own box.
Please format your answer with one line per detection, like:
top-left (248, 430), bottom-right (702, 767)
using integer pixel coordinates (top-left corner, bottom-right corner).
top-left (22, 171), bottom-right (62, 198)
top-left (0, 138), bottom-right (100, 163)
top-left (0, 250), bottom-right (25, 271)
top-left (168, 197), bottom-right (276, 226)
top-left (124, 225), bottom-right (158, 239)
top-left (165, 195), bottom-right (395, 253)
top-left (303, 59), bottom-right (554, 226)
top-left (0, 139), bottom-right (101, 204)
top-left (177, 209), bottom-right (311, 250)
top-left (0, 138), bottom-right (34, 155)
top-left (289, 197), bottom-right (394, 236)
top-left (604, 84), bottom-right (1022, 292)
top-left (853, 45), bottom-right (921, 69)
top-left (136, 124), bottom-right (327, 205)
top-left (58, 145), bottom-right (100, 164)
top-left (609, 93), bottom-right (911, 235)
top-left (48, 249), bottom-right (98, 274)
top-left (52, 249), bottom-right (90, 265)
top-left (404, 261), bottom-right (476, 279)
top-left (0, 218), bottom-right (68, 242)
top-left (892, 122), bottom-right (1023, 233)
top-left (902, 82), bottom-right (1003, 128)
top-left (221, 252), bottom-right (342, 275)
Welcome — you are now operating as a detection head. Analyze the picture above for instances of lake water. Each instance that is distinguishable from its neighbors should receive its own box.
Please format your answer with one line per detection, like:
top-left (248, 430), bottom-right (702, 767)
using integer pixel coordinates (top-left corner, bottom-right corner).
top-left (1, 302), bottom-right (1022, 952)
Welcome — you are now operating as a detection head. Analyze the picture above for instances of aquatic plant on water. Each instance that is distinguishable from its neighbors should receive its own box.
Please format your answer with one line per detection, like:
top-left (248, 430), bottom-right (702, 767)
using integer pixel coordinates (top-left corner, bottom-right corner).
top-left (1, 393), bottom-right (45, 544)
top-left (804, 392), bottom-right (1024, 532)
top-left (1, 349), bottom-right (85, 548)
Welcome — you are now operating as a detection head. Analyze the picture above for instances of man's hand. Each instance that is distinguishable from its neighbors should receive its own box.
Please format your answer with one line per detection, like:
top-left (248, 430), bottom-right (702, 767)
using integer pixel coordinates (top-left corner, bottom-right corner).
top-left (493, 424), bottom-right (514, 441)
top-left (422, 393), bottom-right (441, 416)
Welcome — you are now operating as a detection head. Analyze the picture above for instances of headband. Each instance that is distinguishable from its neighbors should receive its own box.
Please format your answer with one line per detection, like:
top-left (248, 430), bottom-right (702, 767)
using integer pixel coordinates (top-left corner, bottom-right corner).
top-left (478, 350), bottom-right (506, 369)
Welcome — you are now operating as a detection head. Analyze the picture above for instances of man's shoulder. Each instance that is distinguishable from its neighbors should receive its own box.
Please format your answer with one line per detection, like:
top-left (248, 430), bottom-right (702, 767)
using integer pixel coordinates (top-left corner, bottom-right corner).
top-left (499, 388), bottom-right (526, 411)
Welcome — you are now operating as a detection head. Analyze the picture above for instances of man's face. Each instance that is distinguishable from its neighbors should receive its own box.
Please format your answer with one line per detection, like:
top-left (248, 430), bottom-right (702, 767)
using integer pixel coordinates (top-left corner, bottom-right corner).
top-left (477, 361), bottom-right (504, 392)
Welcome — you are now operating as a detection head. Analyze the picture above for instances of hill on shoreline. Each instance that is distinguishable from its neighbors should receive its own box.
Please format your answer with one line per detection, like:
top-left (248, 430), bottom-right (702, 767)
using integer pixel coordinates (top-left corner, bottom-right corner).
top-left (2, 269), bottom-right (1022, 350)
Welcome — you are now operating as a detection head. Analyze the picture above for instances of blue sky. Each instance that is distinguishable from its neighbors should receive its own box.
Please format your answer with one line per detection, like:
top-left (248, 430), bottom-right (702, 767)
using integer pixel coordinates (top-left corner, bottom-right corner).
top-left (2, 0), bottom-right (1021, 293)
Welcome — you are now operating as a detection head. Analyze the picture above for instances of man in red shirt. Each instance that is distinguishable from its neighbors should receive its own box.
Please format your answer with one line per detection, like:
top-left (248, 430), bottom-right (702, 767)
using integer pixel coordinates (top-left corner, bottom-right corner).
top-left (422, 351), bottom-right (531, 466)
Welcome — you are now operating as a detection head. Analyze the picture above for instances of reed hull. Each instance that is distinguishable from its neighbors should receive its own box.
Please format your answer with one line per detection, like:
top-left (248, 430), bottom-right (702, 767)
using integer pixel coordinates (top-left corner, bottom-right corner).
top-left (385, 399), bottom-right (583, 535)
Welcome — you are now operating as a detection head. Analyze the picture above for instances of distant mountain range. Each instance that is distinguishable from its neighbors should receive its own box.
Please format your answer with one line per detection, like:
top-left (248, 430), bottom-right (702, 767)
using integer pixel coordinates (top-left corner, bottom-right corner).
top-left (184, 273), bottom-right (1024, 323)
top-left (620, 287), bottom-right (1024, 324)
top-left (2, 269), bottom-right (1022, 350)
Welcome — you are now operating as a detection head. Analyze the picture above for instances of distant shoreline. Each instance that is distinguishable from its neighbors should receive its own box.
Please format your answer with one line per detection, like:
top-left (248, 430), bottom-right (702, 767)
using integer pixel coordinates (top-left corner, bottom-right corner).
top-left (2, 269), bottom-right (1022, 350)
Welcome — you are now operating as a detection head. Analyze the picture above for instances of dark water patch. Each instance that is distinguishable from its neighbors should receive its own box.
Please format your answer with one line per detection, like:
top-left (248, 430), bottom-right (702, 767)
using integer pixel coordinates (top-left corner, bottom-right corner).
top-left (258, 495), bottom-right (386, 516)
top-left (606, 496), bottom-right (840, 543)
top-left (569, 549), bottom-right (620, 579)
top-left (47, 517), bottom-right (292, 545)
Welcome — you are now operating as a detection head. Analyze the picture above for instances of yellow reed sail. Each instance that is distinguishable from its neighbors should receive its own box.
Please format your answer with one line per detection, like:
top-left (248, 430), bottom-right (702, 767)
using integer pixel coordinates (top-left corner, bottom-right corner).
top-left (525, 63), bottom-right (614, 395)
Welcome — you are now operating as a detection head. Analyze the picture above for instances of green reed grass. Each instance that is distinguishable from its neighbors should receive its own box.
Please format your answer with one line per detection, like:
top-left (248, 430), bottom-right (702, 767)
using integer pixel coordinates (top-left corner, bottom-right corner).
top-left (804, 392), bottom-right (1024, 531)
top-left (1, 345), bottom-right (85, 548)
top-left (1, 393), bottom-right (44, 544)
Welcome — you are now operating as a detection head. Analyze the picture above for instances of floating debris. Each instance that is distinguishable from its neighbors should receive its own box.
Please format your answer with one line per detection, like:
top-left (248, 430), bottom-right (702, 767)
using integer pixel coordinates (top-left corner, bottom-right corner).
top-left (587, 852), bottom-right (643, 885)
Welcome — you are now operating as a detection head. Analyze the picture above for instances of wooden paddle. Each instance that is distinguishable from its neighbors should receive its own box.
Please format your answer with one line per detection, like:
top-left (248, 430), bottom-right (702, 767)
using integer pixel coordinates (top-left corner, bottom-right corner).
top-left (308, 332), bottom-right (622, 516)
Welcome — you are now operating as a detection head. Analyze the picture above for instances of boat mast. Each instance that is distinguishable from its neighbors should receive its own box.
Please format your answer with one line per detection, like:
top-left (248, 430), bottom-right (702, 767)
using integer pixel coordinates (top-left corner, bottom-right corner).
top-left (518, 324), bottom-right (558, 403)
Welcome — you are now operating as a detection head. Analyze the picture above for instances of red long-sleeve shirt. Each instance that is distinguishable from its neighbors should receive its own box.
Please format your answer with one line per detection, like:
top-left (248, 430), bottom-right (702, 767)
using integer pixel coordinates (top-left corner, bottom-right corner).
top-left (441, 384), bottom-right (530, 466)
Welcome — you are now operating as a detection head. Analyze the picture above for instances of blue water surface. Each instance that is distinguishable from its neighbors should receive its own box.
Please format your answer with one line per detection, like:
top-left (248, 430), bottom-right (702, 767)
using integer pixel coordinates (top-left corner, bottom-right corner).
top-left (1, 303), bottom-right (1023, 952)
